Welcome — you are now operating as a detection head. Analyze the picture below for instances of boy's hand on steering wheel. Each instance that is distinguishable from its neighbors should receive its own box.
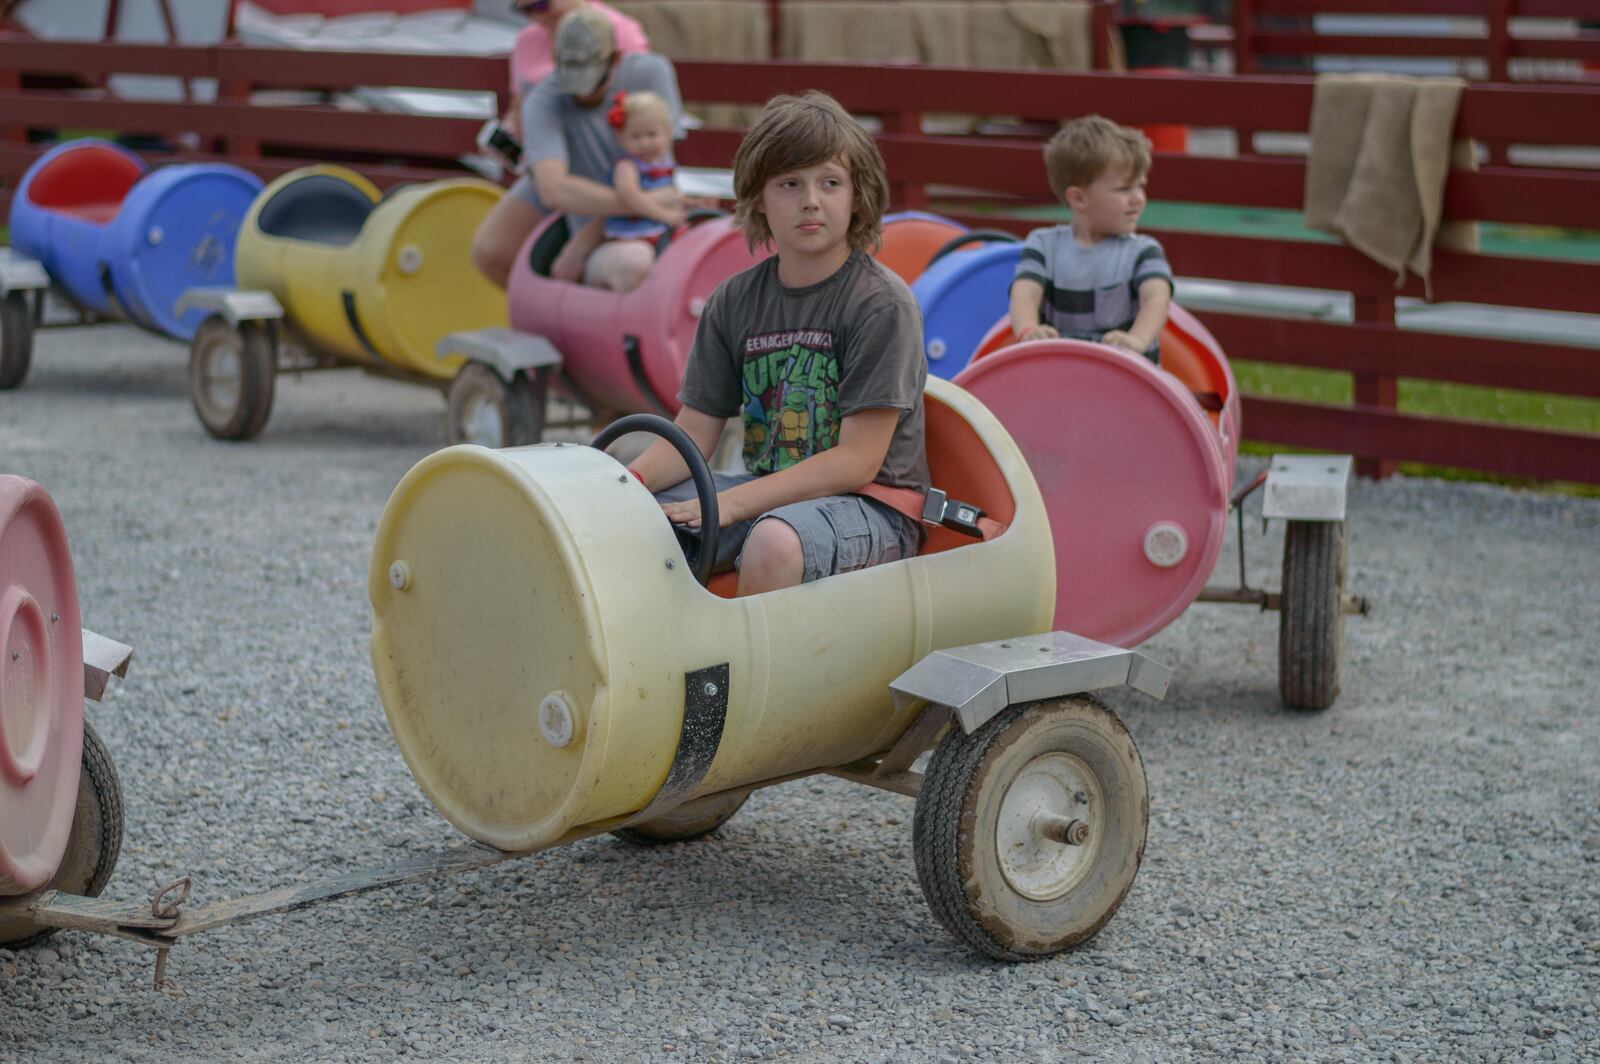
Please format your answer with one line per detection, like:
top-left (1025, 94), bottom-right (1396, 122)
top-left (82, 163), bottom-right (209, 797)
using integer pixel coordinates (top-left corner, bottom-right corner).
top-left (1019, 324), bottom-right (1059, 342)
top-left (661, 493), bottom-right (741, 530)
top-left (1100, 330), bottom-right (1144, 353)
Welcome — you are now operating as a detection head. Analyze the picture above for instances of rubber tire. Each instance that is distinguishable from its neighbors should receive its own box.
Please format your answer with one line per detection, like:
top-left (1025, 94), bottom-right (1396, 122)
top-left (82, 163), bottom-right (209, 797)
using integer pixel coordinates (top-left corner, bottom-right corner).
top-left (1278, 519), bottom-right (1348, 711)
top-left (0, 721), bottom-right (124, 949)
top-left (0, 290), bottom-right (34, 390)
top-left (611, 790), bottom-right (748, 846)
top-left (913, 696), bottom-right (1148, 961)
top-left (189, 316), bottom-right (277, 440)
top-left (446, 364), bottom-right (546, 448)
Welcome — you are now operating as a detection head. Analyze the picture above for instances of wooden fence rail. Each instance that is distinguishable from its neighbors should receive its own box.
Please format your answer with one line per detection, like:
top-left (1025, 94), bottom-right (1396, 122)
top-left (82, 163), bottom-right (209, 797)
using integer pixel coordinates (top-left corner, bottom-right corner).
top-left (1232, 0), bottom-right (1600, 80)
top-left (1, 36), bottom-right (1597, 483)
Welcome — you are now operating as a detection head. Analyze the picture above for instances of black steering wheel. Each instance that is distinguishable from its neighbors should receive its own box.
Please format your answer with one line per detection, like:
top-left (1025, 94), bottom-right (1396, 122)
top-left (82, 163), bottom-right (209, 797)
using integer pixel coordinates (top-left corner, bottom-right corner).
top-left (925, 228), bottom-right (1021, 268)
top-left (654, 207), bottom-right (728, 256)
top-left (591, 413), bottom-right (720, 586)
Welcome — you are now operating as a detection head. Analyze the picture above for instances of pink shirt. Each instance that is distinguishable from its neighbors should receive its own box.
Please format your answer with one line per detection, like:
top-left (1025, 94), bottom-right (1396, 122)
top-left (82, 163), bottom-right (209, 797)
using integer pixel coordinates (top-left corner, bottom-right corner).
top-left (510, 2), bottom-right (651, 92)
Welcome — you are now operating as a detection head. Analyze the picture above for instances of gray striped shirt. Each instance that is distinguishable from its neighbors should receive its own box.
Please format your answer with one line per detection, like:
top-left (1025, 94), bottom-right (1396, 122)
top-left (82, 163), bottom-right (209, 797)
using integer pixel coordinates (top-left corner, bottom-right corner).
top-left (1010, 227), bottom-right (1174, 363)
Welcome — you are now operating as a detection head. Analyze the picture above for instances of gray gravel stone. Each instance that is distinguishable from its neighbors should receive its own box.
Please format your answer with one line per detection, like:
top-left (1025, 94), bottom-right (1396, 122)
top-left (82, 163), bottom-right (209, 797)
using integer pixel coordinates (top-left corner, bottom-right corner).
top-left (1, 322), bottom-right (1597, 1064)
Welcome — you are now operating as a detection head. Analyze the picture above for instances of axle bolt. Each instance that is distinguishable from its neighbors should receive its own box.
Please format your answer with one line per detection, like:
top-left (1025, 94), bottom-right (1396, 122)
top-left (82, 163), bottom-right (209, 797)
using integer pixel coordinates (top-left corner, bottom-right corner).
top-left (1035, 813), bottom-right (1090, 846)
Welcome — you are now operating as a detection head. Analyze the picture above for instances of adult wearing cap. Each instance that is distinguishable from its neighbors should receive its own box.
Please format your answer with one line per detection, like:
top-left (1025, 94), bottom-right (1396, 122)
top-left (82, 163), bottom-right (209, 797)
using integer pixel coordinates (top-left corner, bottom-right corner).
top-left (472, 0), bottom-right (650, 289)
top-left (471, 6), bottom-right (686, 290)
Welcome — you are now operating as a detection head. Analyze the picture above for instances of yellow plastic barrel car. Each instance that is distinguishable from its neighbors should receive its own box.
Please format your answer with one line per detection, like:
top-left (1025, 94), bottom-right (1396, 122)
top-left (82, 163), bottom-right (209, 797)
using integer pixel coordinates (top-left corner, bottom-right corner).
top-left (369, 377), bottom-right (1161, 961)
top-left (187, 166), bottom-right (506, 439)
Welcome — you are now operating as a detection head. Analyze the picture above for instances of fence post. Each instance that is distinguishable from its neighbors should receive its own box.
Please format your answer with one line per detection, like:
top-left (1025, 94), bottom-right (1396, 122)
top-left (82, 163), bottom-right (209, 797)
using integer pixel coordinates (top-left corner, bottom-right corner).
top-left (1090, 0), bottom-right (1114, 70)
top-left (882, 109), bottom-right (927, 210)
top-left (1231, 0), bottom-right (1255, 74)
top-left (1487, 0), bottom-right (1510, 82)
top-left (1352, 291), bottom-right (1398, 479)
top-left (213, 45), bottom-right (259, 162)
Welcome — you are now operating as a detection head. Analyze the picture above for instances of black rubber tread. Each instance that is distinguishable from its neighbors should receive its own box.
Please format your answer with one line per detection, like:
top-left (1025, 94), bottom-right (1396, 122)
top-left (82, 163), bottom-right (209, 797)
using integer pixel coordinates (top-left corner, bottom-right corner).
top-left (188, 317), bottom-right (277, 441)
top-left (611, 790), bottom-right (748, 846)
top-left (1278, 519), bottom-right (1347, 711)
top-left (912, 696), bottom-right (1147, 962)
top-left (0, 290), bottom-right (35, 390)
top-left (446, 364), bottom-right (545, 448)
top-left (506, 367), bottom-right (548, 447)
top-left (1, 721), bottom-right (125, 948)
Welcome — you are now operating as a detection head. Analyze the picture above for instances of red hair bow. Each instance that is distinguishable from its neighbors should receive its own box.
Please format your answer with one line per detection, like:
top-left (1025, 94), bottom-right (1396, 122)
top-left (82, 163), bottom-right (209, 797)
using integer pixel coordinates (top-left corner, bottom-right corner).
top-left (606, 92), bottom-right (627, 130)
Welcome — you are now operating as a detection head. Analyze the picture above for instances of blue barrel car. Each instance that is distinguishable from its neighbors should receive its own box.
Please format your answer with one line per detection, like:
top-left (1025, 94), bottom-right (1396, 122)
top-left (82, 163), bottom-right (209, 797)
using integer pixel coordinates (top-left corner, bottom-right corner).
top-left (2, 139), bottom-right (262, 388)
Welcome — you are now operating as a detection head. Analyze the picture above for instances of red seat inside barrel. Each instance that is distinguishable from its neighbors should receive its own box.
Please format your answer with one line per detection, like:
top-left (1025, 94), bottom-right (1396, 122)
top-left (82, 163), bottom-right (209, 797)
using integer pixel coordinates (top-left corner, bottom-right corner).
top-left (703, 390), bottom-right (1016, 599)
top-left (25, 144), bottom-right (142, 223)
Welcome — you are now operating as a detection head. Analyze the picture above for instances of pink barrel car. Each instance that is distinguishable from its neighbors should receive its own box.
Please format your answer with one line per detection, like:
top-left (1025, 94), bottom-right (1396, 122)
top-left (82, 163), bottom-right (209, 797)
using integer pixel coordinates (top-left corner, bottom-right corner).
top-left (0, 476), bottom-right (131, 949)
top-left (437, 212), bottom-right (769, 445)
top-left (956, 305), bottom-right (1365, 710)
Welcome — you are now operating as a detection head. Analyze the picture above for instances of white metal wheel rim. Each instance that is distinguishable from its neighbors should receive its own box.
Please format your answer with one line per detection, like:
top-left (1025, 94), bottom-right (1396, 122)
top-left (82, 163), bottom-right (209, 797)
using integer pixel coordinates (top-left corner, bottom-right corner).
top-left (197, 332), bottom-right (243, 420)
top-left (461, 390), bottom-right (506, 448)
top-left (996, 750), bottom-right (1102, 902)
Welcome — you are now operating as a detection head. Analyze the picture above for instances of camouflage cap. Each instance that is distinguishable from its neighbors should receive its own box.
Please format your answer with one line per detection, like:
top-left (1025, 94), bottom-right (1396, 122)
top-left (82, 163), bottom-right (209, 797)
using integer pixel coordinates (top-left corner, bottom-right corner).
top-left (553, 7), bottom-right (616, 97)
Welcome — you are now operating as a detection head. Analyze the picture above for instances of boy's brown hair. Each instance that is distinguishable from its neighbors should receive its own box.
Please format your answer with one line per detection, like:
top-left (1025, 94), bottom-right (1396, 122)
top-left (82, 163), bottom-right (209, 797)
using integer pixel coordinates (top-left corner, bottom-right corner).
top-left (1043, 115), bottom-right (1152, 201)
top-left (732, 91), bottom-right (889, 254)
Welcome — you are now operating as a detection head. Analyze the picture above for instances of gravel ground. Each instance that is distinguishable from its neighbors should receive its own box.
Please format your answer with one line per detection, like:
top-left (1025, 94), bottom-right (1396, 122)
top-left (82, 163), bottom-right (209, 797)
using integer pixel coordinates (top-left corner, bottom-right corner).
top-left (1, 321), bottom-right (1597, 1063)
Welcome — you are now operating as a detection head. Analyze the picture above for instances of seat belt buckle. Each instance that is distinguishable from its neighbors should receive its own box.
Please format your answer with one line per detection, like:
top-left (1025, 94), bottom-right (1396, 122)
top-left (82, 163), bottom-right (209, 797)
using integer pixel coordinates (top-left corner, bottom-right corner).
top-left (921, 487), bottom-right (987, 538)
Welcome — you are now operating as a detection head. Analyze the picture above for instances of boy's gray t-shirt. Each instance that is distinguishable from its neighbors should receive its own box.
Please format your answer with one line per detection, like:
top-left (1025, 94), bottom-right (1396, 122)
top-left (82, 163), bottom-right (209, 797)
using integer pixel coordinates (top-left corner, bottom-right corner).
top-left (1011, 227), bottom-right (1173, 362)
top-left (679, 250), bottom-right (929, 492)
top-left (519, 52), bottom-right (685, 226)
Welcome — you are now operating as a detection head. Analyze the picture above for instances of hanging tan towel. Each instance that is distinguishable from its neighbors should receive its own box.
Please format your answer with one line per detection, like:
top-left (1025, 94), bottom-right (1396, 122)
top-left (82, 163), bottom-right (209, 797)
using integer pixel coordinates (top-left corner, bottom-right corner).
top-left (610, 1), bottom-right (768, 63)
top-left (610, 2), bottom-right (770, 127)
top-left (999, 1), bottom-right (1094, 71)
top-left (1304, 72), bottom-right (1466, 297)
top-left (780, 2), bottom-right (919, 63)
top-left (905, 2), bottom-right (972, 67)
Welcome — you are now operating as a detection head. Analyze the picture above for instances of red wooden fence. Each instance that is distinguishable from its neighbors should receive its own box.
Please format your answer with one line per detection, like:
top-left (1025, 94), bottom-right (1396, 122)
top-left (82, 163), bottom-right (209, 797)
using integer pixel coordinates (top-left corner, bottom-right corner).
top-left (1232, 0), bottom-right (1600, 81)
top-left (0, 36), bottom-right (1597, 483)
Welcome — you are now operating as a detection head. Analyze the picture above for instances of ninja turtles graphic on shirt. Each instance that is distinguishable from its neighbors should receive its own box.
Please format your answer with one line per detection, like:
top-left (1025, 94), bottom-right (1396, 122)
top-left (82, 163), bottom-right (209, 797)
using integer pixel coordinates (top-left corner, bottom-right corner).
top-left (740, 330), bottom-right (841, 474)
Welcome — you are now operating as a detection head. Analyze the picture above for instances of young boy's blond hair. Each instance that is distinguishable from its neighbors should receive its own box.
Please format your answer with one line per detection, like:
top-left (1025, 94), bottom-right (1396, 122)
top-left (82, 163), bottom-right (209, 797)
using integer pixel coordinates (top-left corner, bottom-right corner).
top-left (731, 91), bottom-right (889, 255)
top-left (1044, 115), bottom-right (1152, 201)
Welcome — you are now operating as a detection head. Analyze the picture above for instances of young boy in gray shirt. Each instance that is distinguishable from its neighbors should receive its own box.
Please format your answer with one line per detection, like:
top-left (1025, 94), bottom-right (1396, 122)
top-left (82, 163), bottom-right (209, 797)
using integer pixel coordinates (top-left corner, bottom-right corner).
top-left (626, 91), bottom-right (928, 596)
top-left (1010, 115), bottom-right (1174, 365)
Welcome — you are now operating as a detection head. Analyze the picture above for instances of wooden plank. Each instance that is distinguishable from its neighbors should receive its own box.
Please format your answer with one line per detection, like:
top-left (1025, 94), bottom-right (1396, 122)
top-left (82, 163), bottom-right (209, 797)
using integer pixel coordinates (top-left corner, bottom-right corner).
top-left (0, 38), bottom-right (213, 77)
top-left (1202, 313), bottom-right (1600, 398)
top-left (1251, 0), bottom-right (1486, 12)
top-left (1513, 37), bottom-right (1600, 62)
top-left (1455, 83), bottom-right (1600, 144)
top-left (210, 43), bottom-right (505, 93)
top-left (0, 144), bottom-right (467, 195)
top-left (1250, 32), bottom-right (1491, 59)
top-left (0, 93), bottom-right (480, 156)
top-left (676, 63), bottom-right (1321, 130)
top-left (1252, 0), bottom-right (1600, 16)
top-left (1241, 397), bottom-right (1600, 483)
top-left (1141, 230), bottom-right (1600, 314)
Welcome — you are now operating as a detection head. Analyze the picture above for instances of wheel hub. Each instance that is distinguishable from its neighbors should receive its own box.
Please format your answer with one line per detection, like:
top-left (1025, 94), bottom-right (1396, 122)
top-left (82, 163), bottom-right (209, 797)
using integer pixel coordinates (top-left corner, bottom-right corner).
top-left (996, 751), bottom-right (1102, 901)
top-left (197, 334), bottom-right (242, 417)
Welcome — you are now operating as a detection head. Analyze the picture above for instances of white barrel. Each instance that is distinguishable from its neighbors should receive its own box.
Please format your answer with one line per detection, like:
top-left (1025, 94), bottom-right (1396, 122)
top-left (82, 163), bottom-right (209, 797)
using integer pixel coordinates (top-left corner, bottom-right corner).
top-left (369, 377), bottom-right (1055, 851)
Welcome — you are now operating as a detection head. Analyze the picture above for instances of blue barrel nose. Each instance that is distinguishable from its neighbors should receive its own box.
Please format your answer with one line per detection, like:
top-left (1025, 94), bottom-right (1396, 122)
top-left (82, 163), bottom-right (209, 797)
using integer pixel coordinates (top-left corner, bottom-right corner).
top-left (106, 165), bottom-right (264, 339)
top-left (910, 241), bottom-right (1023, 379)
